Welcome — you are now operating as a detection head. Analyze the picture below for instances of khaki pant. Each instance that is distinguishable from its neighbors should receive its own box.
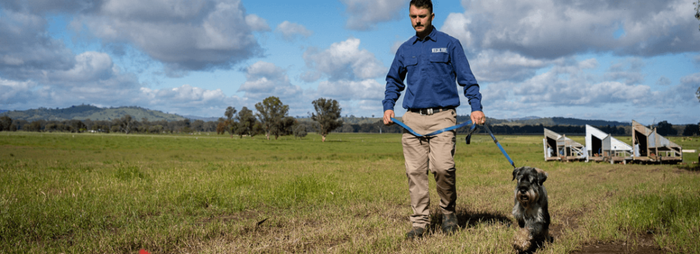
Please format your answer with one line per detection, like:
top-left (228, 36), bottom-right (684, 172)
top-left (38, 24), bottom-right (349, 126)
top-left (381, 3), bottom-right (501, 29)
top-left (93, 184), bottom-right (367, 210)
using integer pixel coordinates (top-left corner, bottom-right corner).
top-left (401, 109), bottom-right (457, 228)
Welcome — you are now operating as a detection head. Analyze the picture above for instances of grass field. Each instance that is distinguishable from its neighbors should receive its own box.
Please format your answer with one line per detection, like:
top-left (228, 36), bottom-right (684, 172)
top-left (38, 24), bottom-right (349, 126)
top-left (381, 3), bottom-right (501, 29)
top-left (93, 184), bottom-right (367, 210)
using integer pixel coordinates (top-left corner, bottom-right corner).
top-left (1, 131), bottom-right (699, 253)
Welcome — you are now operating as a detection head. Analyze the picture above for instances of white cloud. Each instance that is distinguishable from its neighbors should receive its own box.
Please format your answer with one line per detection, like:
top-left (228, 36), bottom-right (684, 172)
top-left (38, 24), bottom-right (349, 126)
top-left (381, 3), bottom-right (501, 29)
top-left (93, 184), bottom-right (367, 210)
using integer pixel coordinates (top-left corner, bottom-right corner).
top-left (0, 0), bottom-right (93, 14)
top-left (469, 50), bottom-right (551, 82)
top-left (655, 76), bottom-right (672, 86)
top-left (138, 84), bottom-right (245, 117)
top-left (604, 58), bottom-right (645, 85)
top-left (482, 58), bottom-right (655, 116)
top-left (303, 38), bottom-right (387, 81)
top-left (73, 0), bottom-right (265, 74)
top-left (317, 79), bottom-right (384, 101)
top-left (0, 78), bottom-right (37, 105)
top-left (142, 85), bottom-right (226, 104)
top-left (341, 0), bottom-right (409, 30)
top-left (237, 61), bottom-right (303, 102)
top-left (445, 0), bottom-right (700, 58)
top-left (275, 21), bottom-right (312, 41)
top-left (441, 12), bottom-right (474, 49)
top-left (0, 10), bottom-right (75, 80)
top-left (675, 73), bottom-right (700, 104)
top-left (245, 14), bottom-right (271, 32)
top-left (50, 52), bottom-right (115, 83)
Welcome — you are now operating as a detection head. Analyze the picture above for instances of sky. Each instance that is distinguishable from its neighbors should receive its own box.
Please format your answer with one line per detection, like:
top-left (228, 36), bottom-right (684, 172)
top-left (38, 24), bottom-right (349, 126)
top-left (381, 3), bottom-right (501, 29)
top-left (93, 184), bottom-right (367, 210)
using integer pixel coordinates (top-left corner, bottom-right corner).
top-left (1, 0), bottom-right (699, 125)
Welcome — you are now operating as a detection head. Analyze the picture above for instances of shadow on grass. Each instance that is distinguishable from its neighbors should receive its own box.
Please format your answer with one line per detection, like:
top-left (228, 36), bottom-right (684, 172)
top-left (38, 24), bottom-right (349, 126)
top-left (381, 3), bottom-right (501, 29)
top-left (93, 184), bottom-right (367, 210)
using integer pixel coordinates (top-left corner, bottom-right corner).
top-left (427, 208), bottom-right (513, 233)
top-left (676, 163), bottom-right (700, 172)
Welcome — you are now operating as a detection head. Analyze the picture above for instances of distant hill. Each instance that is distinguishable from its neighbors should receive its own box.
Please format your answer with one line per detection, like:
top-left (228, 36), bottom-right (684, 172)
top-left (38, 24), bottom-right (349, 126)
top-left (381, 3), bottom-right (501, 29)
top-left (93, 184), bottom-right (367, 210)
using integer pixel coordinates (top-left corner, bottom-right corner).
top-left (182, 115), bottom-right (220, 122)
top-left (513, 117), bottom-right (630, 127)
top-left (296, 116), bottom-right (383, 125)
top-left (0, 105), bottom-right (639, 127)
top-left (508, 116), bottom-right (541, 121)
top-left (0, 105), bottom-right (186, 122)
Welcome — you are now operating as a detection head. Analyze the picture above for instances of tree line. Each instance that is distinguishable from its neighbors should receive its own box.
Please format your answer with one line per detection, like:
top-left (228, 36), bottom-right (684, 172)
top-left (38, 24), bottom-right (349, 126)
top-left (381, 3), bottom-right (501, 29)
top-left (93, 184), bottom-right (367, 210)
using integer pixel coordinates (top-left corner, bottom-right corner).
top-left (2, 99), bottom-right (699, 138)
top-left (0, 96), bottom-right (348, 142)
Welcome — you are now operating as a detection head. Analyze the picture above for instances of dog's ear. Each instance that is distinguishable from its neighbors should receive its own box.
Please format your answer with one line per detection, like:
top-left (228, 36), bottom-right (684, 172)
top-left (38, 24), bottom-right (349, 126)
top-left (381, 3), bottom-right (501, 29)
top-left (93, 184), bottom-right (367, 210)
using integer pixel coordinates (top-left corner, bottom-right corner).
top-left (537, 171), bottom-right (548, 185)
top-left (512, 167), bottom-right (522, 181)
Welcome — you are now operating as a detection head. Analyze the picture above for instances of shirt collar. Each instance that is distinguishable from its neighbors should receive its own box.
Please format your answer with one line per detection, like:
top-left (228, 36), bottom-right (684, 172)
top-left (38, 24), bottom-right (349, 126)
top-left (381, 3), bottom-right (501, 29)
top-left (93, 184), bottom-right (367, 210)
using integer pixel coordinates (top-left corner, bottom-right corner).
top-left (412, 26), bottom-right (438, 44)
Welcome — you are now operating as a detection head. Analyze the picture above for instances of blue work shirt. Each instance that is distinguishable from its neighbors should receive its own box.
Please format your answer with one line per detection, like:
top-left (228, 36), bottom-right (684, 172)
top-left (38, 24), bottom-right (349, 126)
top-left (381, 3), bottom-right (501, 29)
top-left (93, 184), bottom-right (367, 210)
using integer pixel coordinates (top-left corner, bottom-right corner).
top-left (383, 26), bottom-right (482, 113)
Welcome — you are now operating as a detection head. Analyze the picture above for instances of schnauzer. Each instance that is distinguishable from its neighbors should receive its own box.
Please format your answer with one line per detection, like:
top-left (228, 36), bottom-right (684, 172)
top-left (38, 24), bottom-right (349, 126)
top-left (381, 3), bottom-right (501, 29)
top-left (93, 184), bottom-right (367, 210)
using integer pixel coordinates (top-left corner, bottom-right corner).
top-left (511, 166), bottom-right (551, 252)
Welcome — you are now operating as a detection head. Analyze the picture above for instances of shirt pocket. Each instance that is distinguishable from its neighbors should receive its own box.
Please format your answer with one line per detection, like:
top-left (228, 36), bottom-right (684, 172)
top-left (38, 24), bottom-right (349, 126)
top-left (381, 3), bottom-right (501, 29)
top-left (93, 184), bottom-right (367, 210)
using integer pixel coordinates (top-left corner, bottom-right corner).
top-left (429, 53), bottom-right (449, 63)
top-left (405, 56), bottom-right (418, 66)
top-left (404, 56), bottom-right (419, 75)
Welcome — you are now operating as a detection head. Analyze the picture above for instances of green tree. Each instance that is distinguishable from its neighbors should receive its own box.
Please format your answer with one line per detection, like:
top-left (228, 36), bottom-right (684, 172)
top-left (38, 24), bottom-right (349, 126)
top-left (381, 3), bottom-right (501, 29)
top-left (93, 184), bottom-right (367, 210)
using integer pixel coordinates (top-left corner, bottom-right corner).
top-left (224, 106), bottom-right (238, 136)
top-left (25, 121), bottom-right (42, 132)
top-left (311, 98), bottom-right (343, 142)
top-left (0, 116), bottom-right (12, 131)
top-left (117, 114), bottom-right (134, 134)
top-left (68, 119), bottom-right (86, 133)
top-left (279, 116), bottom-right (297, 136)
top-left (293, 124), bottom-right (308, 139)
top-left (656, 120), bottom-right (677, 136)
top-left (255, 96), bottom-right (289, 140)
top-left (683, 122), bottom-right (700, 136)
top-left (216, 120), bottom-right (227, 135)
top-left (234, 107), bottom-right (256, 138)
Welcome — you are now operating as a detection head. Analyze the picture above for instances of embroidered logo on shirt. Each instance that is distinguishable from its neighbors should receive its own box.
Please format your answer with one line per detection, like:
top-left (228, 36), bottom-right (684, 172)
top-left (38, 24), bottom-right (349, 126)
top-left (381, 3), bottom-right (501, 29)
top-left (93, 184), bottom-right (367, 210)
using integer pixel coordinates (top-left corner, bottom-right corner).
top-left (432, 48), bottom-right (447, 53)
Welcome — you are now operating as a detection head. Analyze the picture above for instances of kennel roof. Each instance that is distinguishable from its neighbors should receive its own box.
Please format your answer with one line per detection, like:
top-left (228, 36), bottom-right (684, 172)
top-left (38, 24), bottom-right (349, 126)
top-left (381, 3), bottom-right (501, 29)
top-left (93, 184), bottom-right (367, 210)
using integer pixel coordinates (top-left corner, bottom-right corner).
top-left (544, 128), bottom-right (583, 148)
top-left (631, 120), bottom-right (681, 150)
top-left (585, 124), bottom-right (632, 153)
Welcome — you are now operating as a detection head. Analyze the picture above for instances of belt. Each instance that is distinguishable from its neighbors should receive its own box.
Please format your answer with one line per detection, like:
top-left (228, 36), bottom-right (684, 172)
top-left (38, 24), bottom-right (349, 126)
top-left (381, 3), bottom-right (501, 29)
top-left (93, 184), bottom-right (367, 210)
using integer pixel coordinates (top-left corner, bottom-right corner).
top-left (407, 107), bottom-right (454, 115)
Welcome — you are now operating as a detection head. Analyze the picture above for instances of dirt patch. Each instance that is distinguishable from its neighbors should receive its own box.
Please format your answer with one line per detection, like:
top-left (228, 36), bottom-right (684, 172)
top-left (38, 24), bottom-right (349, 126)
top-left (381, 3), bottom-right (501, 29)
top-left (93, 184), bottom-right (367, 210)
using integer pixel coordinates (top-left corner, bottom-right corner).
top-left (550, 209), bottom-right (583, 239)
top-left (676, 164), bottom-right (700, 173)
top-left (573, 241), bottom-right (665, 253)
top-left (551, 209), bottom-right (668, 254)
top-left (572, 233), bottom-right (668, 254)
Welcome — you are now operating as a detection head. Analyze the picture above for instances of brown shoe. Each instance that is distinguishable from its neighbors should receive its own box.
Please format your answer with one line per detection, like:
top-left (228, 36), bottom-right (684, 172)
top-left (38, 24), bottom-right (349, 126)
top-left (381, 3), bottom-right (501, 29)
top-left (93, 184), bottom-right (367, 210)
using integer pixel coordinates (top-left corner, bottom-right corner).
top-left (405, 227), bottom-right (425, 239)
top-left (442, 213), bottom-right (458, 234)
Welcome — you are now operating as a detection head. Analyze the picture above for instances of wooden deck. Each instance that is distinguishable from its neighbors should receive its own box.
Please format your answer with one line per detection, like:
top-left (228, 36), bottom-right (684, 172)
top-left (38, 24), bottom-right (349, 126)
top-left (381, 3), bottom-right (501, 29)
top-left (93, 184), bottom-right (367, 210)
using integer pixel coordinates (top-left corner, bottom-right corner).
top-left (631, 156), bottom-right (682, 164)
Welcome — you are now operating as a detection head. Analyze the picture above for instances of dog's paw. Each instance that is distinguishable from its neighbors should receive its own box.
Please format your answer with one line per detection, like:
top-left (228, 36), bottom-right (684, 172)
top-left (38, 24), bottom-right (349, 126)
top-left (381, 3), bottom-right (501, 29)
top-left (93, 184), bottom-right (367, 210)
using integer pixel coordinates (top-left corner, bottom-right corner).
top-left (513, 228), bottom-right (532, 251)
top-left (512, 240), bottom-right (531, 252)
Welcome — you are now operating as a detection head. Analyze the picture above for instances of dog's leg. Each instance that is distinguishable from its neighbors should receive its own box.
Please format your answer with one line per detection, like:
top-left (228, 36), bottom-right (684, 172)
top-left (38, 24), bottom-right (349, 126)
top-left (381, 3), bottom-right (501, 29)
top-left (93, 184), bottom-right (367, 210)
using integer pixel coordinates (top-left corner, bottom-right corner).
top-left (513, 227), bottom-right (531, 251)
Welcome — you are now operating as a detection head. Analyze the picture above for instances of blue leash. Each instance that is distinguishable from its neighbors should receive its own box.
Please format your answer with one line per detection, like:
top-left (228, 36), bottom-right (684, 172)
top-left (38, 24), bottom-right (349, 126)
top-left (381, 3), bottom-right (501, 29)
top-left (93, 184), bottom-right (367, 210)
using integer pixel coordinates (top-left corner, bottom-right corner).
top-left (481, 124), bottom-right (516, 168)
top-left (390, 117), bottom-right (515, 168)
top-left (390, 117), bottom-right (474, 137)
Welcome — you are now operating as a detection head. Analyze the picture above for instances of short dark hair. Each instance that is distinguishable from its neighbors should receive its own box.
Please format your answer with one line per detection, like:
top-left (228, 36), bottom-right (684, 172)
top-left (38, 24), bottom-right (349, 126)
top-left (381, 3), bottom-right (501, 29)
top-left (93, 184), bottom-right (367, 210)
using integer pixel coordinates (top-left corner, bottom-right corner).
top-left (410, 0), bottom-right (433, 14)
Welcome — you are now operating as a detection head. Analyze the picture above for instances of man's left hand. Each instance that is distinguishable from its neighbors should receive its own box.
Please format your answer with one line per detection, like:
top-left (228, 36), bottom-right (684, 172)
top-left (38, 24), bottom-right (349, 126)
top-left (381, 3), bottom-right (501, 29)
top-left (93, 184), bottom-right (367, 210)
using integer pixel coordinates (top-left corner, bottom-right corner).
top-left (471, 111), bottom-right (486, 125)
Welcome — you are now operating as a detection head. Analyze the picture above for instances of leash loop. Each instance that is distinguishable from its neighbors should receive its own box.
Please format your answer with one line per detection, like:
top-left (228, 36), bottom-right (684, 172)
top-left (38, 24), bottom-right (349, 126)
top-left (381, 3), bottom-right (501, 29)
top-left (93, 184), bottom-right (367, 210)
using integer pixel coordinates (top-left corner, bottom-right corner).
top-left (390, 117), bottom-right (472, 137)
top-left (390, 117), bottom-right (515, 169)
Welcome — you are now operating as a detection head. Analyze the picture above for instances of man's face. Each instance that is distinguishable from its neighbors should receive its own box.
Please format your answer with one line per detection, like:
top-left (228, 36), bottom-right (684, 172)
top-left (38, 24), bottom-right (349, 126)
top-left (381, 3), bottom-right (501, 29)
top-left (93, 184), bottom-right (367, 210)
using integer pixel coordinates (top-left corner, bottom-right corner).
top-left (409, 5), bottom-right (434, 36)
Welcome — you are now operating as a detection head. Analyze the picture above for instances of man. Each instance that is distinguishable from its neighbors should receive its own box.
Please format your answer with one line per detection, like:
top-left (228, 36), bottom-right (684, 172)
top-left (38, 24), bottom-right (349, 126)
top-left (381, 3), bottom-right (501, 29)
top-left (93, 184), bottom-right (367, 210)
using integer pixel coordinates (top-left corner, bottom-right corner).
top-left (382, 0), bottom-right (485, 239)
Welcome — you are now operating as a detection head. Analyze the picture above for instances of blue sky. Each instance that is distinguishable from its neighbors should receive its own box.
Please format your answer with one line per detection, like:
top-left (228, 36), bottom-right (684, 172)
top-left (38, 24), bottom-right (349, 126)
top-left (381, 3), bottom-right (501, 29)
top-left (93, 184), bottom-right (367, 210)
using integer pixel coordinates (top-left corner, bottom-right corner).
top-left (1, 0), bottom-right (699, 124)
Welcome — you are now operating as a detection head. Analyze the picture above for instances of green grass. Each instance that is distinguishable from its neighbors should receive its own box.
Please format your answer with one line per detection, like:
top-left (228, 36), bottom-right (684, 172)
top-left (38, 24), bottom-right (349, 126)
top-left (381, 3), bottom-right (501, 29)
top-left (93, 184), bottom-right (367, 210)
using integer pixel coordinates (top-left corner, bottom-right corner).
top-left (1, 131), bottom-right (699, 253)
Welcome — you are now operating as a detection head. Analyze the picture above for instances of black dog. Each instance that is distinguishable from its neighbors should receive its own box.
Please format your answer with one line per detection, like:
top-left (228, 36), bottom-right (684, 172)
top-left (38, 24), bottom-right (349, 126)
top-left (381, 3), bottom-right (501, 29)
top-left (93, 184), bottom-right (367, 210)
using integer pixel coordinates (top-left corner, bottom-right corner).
top-left (512, 166), bottom-right (551, 252)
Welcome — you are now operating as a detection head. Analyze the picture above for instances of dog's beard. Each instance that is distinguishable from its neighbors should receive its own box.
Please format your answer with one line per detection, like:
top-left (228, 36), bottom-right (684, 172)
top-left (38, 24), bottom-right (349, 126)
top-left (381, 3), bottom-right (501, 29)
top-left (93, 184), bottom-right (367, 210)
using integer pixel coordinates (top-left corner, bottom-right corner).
top-left (516, 188), bottom-right (539, 208)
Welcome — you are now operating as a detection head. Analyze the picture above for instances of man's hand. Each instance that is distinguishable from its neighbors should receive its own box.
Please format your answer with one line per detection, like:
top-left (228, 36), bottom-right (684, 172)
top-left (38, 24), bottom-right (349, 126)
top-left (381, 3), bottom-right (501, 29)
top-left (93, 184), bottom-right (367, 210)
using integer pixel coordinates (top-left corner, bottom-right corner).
top-left (471, 111), bottom-right (486, 125)
top-left (383, 110), bottom-right (395, 125)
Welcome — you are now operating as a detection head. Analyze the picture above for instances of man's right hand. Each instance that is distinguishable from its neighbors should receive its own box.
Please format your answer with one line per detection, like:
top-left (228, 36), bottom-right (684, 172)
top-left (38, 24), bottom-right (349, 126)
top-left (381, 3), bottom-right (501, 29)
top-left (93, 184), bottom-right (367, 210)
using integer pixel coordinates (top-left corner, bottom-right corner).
top-left (383, 110), bottom-right (395, 125)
